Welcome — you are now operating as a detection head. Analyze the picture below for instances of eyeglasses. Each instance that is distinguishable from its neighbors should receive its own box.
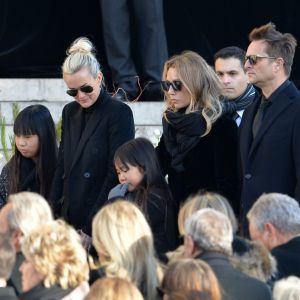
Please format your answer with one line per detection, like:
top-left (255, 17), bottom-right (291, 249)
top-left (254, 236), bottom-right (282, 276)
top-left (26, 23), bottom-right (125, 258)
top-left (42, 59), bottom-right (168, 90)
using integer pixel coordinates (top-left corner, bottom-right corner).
top-left (245, 55), bottom-right (276, 65)
top-left (161, 80), bottom-right (183, 92)
top-left (66, 85), bottom-right (94, 97)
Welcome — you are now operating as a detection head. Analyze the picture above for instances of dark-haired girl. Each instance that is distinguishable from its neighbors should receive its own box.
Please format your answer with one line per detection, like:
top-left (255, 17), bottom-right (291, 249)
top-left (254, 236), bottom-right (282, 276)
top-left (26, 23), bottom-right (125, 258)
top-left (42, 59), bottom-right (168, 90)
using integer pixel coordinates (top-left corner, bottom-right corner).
top-left (0, 105), bottom-right (57, 207)
top-left (108, 137), bottom-right (178, 257)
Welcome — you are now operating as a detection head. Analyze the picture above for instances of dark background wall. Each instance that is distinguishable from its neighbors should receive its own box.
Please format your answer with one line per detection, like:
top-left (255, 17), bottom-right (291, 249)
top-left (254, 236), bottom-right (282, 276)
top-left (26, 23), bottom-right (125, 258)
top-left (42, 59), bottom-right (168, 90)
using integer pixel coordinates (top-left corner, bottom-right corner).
top-left (0, 0), bottom-right (299, 86)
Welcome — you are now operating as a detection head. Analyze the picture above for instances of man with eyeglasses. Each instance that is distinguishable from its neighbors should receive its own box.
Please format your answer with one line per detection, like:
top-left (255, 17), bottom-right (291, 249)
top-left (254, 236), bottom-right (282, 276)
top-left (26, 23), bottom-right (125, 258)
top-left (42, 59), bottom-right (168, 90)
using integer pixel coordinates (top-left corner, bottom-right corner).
top-left (239, 22), bottom-right (300, 236)
top-left (214, 46), bottom-right (258, 127)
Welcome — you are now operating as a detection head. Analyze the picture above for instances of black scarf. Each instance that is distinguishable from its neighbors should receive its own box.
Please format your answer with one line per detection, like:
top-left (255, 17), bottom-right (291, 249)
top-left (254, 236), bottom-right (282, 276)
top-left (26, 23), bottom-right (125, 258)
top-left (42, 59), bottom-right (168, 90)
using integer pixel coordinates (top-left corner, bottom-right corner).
top-left (221, 84), bottom-right (256, 115)
top-left (163, 110), bottom-right (206, 172)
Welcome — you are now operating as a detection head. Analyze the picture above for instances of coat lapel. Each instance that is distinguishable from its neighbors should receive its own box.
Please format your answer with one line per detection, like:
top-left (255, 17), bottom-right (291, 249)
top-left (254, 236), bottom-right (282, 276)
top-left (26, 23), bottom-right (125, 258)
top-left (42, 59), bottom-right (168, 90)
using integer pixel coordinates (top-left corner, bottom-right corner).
top-left (69, 91), bottom-right (108, 172)
top-left (239, 99), bottom-right (260, 169)
top-left (65, 107), bottom-right (83, 172)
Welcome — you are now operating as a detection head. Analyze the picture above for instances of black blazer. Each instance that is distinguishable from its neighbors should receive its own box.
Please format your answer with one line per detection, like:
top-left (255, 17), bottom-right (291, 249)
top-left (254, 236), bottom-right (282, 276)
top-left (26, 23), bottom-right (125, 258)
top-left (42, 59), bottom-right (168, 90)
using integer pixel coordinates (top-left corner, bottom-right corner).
top-left (271, 236), bottom-right (300, 280)
top-left (0, 287), bottom-right (18, 300)
top-left (50, 89), bottom-right (135, 233)
top-left (239, 81), bottom-right (300, 225)
top-left (198, 252), bottom-right (272, 300)
top-left (157, 116), bottom-right (239, 211)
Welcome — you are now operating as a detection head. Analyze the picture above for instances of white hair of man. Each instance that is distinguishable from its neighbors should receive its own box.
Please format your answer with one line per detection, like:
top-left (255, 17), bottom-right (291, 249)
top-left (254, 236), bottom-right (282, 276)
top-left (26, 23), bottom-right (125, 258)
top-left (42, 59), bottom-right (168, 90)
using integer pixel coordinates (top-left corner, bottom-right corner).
top-left (273, 276), bottom-right (300, 300)
top-left (7, 192), bottom-right (53, 236)
top-left (247, 193), bottom-right (300, 235)
top-left (185, 208), bottom-right (233, 256)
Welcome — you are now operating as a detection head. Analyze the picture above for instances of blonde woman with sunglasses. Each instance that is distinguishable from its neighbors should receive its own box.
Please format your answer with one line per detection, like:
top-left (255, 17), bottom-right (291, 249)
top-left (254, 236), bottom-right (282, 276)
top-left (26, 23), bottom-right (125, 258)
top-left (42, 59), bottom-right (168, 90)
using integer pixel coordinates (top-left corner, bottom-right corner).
top-left (157, 51), bottom-right (239, 211)
top-left (50, 37), bottom-right (134, 246)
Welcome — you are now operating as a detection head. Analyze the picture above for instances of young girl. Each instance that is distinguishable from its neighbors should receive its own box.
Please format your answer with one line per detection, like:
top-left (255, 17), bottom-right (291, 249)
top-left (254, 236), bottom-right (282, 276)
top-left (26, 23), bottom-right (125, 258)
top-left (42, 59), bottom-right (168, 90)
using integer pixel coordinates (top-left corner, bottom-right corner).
top-left (108, 137), bottom-right (178, 258)
top-left (0, 105), bottom-right (58, 207)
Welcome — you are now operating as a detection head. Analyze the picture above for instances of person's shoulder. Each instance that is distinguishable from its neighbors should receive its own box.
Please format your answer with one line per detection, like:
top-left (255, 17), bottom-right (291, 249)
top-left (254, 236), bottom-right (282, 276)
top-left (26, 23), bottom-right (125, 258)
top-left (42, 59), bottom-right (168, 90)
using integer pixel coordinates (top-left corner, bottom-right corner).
top-left (63, 100), bottom-right (80, 114)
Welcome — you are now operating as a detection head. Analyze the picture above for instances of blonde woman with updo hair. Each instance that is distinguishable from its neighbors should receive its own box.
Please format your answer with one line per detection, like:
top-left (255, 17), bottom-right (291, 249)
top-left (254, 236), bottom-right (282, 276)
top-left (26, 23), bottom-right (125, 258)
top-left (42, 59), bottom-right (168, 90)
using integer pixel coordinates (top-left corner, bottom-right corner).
top-left (19, 220), bottom-right (89, 300)
top-left (50, 37), bottom-right (134, 246)
top-left (156, 51), bottom-right (238, 212)
top-left (91, 200), bottom-right (162, 300)
top-left (158, 258), bottom-right (221, 300)
top-left (85, 278), bottom-right (144, 300)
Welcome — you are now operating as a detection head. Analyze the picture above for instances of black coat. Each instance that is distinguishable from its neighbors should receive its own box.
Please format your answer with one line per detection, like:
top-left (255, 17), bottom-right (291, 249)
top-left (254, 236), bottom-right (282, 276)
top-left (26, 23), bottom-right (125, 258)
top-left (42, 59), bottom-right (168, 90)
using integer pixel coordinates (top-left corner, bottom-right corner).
top-left (20, 284), bottom-right (72, 300)
top-left (239, 81), bottom-right (300, 228)
top-left (271, 236), bottom-right (300, 280)
top-left (197, 252), bottom-right (272, 300)
top-left (50, 89), bottom-right (135, 233)
top-left (157, 116), bottom-right (239, 210)
top-left (7, 251), bottom-right (24, 295)
top-left (0, 287), bottom-right (18, 300)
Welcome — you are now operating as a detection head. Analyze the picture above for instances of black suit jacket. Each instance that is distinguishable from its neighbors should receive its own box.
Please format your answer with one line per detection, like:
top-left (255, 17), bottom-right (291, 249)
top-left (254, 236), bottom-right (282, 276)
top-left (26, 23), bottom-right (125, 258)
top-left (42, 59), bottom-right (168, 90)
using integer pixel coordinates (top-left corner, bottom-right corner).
top-left (51, 89), bottom-right (135, 233)
top-left (0, 287), bottom-right (18, 300)
top-left (271, 236), bottom-right (300, 280)
top-left (198, 252), bottom-right (272, 300)
top-left (239, 81), bottom-right (300, 226)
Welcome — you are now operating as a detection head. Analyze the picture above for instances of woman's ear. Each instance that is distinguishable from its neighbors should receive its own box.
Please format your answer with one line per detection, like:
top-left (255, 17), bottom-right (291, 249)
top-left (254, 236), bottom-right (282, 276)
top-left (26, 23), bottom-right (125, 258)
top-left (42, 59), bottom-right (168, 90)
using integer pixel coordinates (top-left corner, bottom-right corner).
top-left (97, 72), bottom-right (103, 85)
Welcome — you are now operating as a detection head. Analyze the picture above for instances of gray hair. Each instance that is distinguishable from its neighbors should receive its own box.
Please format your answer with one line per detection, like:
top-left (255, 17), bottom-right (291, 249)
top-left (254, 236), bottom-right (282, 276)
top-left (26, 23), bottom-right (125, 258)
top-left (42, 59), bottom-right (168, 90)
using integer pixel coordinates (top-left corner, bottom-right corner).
top-left (247, 193), bottom-right (300, 235)
top-left (185, 208), bottom-right (233, 255)
top-left (273, 276), bottom-right (300, 300)
top-left (62, 37), bottom-right (101, 78)
top-left (0, 234), bottom-right (16, 279)
top-left (7, 192), bottom-right (53, 236)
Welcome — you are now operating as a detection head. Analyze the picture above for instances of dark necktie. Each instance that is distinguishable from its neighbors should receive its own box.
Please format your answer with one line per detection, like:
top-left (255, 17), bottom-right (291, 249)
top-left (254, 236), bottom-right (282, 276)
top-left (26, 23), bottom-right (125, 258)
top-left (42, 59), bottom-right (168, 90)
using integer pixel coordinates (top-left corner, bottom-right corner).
top-left (252, 100), bottom-right (271, 138)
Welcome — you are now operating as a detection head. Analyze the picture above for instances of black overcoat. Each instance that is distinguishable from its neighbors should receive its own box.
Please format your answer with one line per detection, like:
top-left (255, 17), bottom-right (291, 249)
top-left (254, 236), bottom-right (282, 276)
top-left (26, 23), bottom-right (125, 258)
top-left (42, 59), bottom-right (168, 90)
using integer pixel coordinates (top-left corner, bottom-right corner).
top-left (239, 81), bottom-right (300, 226)
top-left (157, 116), bottom-right (239, 210)
top-left (51, 89), bottom-right (135, 232)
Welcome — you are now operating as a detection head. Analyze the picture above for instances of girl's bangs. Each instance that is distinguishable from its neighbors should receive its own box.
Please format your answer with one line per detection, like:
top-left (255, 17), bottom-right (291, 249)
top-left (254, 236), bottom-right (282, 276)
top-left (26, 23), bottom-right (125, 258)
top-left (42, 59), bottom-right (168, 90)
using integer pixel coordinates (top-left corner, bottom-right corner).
top-left (13, 114), bottom-right (38, 136)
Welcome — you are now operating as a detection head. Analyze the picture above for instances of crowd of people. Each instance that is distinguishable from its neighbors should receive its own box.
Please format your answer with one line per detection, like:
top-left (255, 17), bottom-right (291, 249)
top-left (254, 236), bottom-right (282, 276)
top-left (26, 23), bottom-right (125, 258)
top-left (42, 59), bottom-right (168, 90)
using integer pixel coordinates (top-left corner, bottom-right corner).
top-left (0, 21), bottom-right (300, 300)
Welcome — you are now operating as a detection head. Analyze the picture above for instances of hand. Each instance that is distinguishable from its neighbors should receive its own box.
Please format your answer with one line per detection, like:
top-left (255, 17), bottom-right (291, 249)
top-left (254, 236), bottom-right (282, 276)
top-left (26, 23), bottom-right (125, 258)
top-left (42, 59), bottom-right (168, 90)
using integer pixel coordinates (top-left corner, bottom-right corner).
top-left (78, 229), bottom-right (92, 251)
top-left (107, 183), bottom-right (129, 201)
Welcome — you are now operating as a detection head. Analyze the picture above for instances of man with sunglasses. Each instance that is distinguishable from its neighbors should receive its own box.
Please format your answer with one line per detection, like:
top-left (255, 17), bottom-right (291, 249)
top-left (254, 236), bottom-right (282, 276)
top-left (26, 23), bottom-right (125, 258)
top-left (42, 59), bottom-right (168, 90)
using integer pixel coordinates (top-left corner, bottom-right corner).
top-left (214, 46), bottom-right (258, 127)
top-left (239, 23), bottom-right (300, 236)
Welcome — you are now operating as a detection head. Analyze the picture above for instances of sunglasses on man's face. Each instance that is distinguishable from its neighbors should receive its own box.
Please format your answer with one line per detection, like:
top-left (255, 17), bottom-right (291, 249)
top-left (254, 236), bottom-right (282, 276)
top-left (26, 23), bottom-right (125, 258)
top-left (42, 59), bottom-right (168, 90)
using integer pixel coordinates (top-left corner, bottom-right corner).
top-left (161, 80), bottom-right (183, 92)
top-left (244, 55), bottom-right (276, 65)
top-left (66, 85), bottom-right (94, 97)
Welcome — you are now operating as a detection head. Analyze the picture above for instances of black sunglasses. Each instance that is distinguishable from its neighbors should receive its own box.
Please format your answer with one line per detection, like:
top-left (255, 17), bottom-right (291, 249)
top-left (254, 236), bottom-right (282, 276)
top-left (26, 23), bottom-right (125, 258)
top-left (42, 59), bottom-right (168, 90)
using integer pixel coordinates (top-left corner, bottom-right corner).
top-left (245, 55), bottom-right (276, 65)
top-left (161, 80), bottom-right (183, 92)
top-left (66, 85), bottom-right (94, 97)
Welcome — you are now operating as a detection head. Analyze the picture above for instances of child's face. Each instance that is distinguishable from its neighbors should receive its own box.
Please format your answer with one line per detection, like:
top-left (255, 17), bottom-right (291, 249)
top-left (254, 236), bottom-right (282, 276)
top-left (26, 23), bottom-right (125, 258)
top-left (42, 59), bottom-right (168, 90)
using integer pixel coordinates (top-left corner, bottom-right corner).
top-left (115, 163), bottom-right (144, 192)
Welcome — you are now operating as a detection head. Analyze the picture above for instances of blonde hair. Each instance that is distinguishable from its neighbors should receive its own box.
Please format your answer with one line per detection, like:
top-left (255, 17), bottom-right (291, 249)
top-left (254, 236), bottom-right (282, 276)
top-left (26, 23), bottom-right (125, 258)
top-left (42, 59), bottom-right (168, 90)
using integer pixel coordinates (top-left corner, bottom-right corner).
top-left (273, 276), bottom-right (300, 300)
top-left (7, 192), bottom-right (53, 236)
top-left (92, 200), bottom-right (161, 300)
top-left (85, 278), bottom-right (144, 300)
top-left (21, 220), bottom-right (89, 289)
top-left (162, 51), bottom-right (222, 136)
top-left (178, 191), bottom-right (237, 235)
top-left (161, 258), bottom-right (221, 300)
top-left (62, 37), bottom-right (101, 79)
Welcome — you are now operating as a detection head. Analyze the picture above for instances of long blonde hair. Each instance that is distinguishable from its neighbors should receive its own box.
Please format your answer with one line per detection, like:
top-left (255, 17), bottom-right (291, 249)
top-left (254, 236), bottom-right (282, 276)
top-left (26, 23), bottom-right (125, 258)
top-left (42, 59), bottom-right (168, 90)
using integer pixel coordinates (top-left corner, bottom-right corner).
top-left (92, 200), bottom-right (162, 300)
top-left (162, 51), bottom-right (222, 136)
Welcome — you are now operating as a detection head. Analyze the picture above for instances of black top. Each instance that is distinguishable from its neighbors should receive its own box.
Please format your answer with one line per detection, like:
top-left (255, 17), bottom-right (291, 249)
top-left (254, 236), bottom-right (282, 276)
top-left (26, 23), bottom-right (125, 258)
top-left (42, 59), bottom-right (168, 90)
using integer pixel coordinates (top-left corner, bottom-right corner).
top-left (0, 159), bottom-right (39, 208)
